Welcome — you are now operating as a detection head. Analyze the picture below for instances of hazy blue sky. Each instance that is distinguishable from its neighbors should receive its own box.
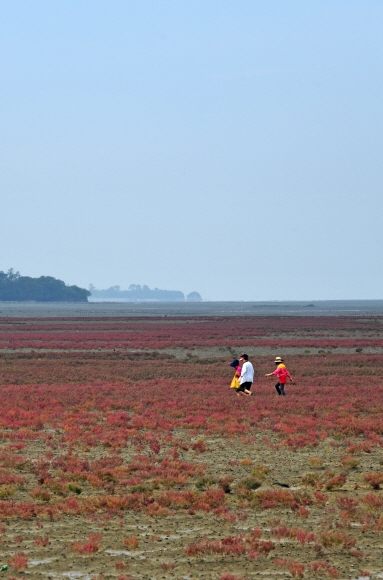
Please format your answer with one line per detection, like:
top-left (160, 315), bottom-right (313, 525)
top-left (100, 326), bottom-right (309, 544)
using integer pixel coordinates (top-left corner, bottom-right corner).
top-left (1, 1), bottom-right (382, 300)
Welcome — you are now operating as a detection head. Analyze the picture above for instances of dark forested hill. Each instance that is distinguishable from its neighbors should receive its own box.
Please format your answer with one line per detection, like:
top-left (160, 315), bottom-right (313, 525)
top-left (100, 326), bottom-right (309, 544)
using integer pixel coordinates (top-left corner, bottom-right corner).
top-left (0, 270), bottom-right (90, 302)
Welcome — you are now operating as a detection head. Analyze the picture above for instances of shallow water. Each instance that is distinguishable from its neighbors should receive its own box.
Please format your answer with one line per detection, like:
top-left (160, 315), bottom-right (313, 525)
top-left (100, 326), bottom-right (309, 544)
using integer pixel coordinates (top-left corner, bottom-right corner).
top-left (1, 299), bottom-right (383, 317)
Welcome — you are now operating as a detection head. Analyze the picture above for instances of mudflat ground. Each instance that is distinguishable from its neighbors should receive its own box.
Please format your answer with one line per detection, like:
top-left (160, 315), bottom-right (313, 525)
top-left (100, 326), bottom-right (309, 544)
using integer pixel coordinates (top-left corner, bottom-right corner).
top-left (0, 315), bottom-right (383, 580)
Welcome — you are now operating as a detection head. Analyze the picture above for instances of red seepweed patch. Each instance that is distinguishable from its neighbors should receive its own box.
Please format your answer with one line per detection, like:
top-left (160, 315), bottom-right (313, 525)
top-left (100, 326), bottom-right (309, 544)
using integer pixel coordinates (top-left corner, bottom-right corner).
top-left (0, 315), bottom-right (382, 577)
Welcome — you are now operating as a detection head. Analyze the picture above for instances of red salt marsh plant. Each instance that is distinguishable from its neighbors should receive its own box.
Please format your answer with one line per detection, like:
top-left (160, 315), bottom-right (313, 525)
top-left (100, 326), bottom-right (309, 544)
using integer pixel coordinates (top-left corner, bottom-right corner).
top-left (336, 497), bottom-right (358, 514)
top-left (347, 442), bottom-right (374, 455)
top-left (320, 530), bottom-right (355, 550)
top-left (185, 536), bottom-right (247, 557)
top-left (145, 502), bottom-right (170, 517)
top-left (274, 558), bottom-right (305, 579)
top-left (308, 560), bottom-right (339, 578)
top-left (363, 472), bottom-right (383, 490)
top-left (34, 537), bottom-right (50, 547)
top-left (115, 561), bottom-right (127, 571)
top-left (191, 439), bottom-right (206, 452)
top-left (123, 537), bottom-right (139, 551)
top-left (296, 506), bottom-right (310, 518)
top-left (325, 475), bottom-right (346, 491)
top-left (360, 493), bottom-right (383, 510)
top-left (285, 433), bottom-right (321, 450)
top-left (0, 471), bottom-right (26, 486)
top-left (3, 318), bottom-right (383, 572)
top-left (72, 533), bottom-right (102, 555)
top-left (271, 525), bottom-right (315, 545)
top-left (3, 315), bottom-right (383, 350)
top-left (185, 532), bottom-right (274, 559)
top-left (220, 575), bottom-right (248, 580)
top-left (247, 539), bottom-right (275, 557)
top-left (350, 549), bottom-right (368, 558)
top-left (160, 561), bottom-right (175, 571)
top-left (313, 491), bottom-right (329, 506)
top-left (2, 363), bottom-right (383, 455)
top-left (9, 551), bottom-right (28, 570)
top-left (155, 488), bottom-right (226, 511)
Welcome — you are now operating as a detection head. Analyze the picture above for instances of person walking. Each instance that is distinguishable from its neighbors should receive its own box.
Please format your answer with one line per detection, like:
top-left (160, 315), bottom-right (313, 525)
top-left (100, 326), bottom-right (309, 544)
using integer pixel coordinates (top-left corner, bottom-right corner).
top-left (229, 359), bottom-right (242, 390)
top-left (265, 356), bottom-right (293, 396)
top-left (237, 354), bottom-right (254, 396)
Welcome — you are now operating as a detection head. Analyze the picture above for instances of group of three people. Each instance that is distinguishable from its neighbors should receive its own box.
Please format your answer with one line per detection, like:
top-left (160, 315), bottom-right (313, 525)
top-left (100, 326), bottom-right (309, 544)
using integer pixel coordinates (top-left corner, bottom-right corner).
top-left (230, 354), bottom-right (294, 396)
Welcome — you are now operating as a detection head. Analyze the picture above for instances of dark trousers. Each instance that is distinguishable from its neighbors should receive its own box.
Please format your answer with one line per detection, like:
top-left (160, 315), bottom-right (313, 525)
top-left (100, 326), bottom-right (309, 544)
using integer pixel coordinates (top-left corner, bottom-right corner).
top-left (237, 381), bottom-right (252, 393)
top-left (275, 382), bottom-right (286, 396)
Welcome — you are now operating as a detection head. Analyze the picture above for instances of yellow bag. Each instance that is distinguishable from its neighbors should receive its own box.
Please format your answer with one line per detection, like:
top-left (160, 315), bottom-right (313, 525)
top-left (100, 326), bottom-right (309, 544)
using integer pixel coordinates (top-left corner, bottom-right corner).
top-left (230, 376), bottom-right (240, 389)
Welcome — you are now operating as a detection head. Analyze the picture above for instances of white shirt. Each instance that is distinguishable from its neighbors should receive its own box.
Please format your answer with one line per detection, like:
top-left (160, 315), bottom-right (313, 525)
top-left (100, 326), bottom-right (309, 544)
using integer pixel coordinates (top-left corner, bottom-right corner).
top-left (240, 361), bottom-right (254, 384)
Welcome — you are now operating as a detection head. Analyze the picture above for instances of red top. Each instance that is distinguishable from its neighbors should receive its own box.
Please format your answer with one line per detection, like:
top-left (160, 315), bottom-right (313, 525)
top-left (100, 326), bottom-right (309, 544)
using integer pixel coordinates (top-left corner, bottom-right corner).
top-left (272, 364), bottom-right (291, 384)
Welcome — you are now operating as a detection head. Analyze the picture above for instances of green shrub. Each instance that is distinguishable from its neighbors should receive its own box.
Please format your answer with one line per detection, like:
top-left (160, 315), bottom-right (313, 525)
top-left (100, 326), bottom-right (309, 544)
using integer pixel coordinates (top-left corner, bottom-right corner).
top-left (195, 477), bottom-right (216, 491)
top-left (67, 483), bottom-right (82, 494)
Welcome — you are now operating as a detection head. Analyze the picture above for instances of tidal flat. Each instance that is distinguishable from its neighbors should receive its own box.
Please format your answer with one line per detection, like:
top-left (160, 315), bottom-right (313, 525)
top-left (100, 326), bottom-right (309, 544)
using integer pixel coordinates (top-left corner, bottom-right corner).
top-left (0, 315), bottom-right (382, 578)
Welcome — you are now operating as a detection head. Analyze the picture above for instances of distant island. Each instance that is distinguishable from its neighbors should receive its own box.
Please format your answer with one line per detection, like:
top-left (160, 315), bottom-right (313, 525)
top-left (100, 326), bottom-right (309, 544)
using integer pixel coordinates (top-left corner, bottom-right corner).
top-left (89, 284), bottom-right (202, 302)
top-left (0, 269), bottom-right (90, 302)
top-left (0, 271), bottom-right (202, 304)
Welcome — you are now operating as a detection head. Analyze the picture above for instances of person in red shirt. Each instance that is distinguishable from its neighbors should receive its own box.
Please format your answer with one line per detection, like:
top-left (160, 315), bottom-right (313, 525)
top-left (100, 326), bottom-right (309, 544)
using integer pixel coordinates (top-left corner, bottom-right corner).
top-left (265, 356), bottom-right (294, 396)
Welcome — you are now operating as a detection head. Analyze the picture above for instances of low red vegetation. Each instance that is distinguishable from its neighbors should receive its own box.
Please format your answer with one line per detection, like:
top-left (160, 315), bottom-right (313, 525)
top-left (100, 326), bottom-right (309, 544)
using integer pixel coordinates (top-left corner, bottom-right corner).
top-left (9, 551), bottom-right (28, 570)
top-left (1, 315), bottom-right (383, 351)
top-left (253, 489), bottom-right (313, 509)
top-left (274, 558), bottom-right (305, 578)
top-left (185, 531), bottom-right (275, 559)
top-left (364, 472), bottom-right (383, 489)
top-left (71, 533), bottom-right (102, 554)
top-left (220, 575), bottom-right (247, 580)
top-left (271, 525), bottom-right (315, 544)
top-left (34, 537), bottom-right (50, 547)
top-left (0, 315), bottom-right (382, 577)
top-left (123, 537), bottom-right (139, 551)
top-left (308, 560), bottom-right (339, 578)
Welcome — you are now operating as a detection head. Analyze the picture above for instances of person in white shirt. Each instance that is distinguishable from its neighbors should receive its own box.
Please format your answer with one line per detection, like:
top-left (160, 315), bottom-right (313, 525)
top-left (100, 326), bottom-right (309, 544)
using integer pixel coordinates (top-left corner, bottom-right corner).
top-left (237, 354), bottom-right (254, 396)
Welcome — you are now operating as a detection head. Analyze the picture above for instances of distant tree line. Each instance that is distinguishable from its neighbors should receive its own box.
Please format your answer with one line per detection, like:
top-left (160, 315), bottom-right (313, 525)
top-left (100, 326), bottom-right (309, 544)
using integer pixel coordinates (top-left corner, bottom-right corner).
top-left (0, 269), bottom-right (90, 302)
top-left (90, 284), bottom-right (202, 302)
